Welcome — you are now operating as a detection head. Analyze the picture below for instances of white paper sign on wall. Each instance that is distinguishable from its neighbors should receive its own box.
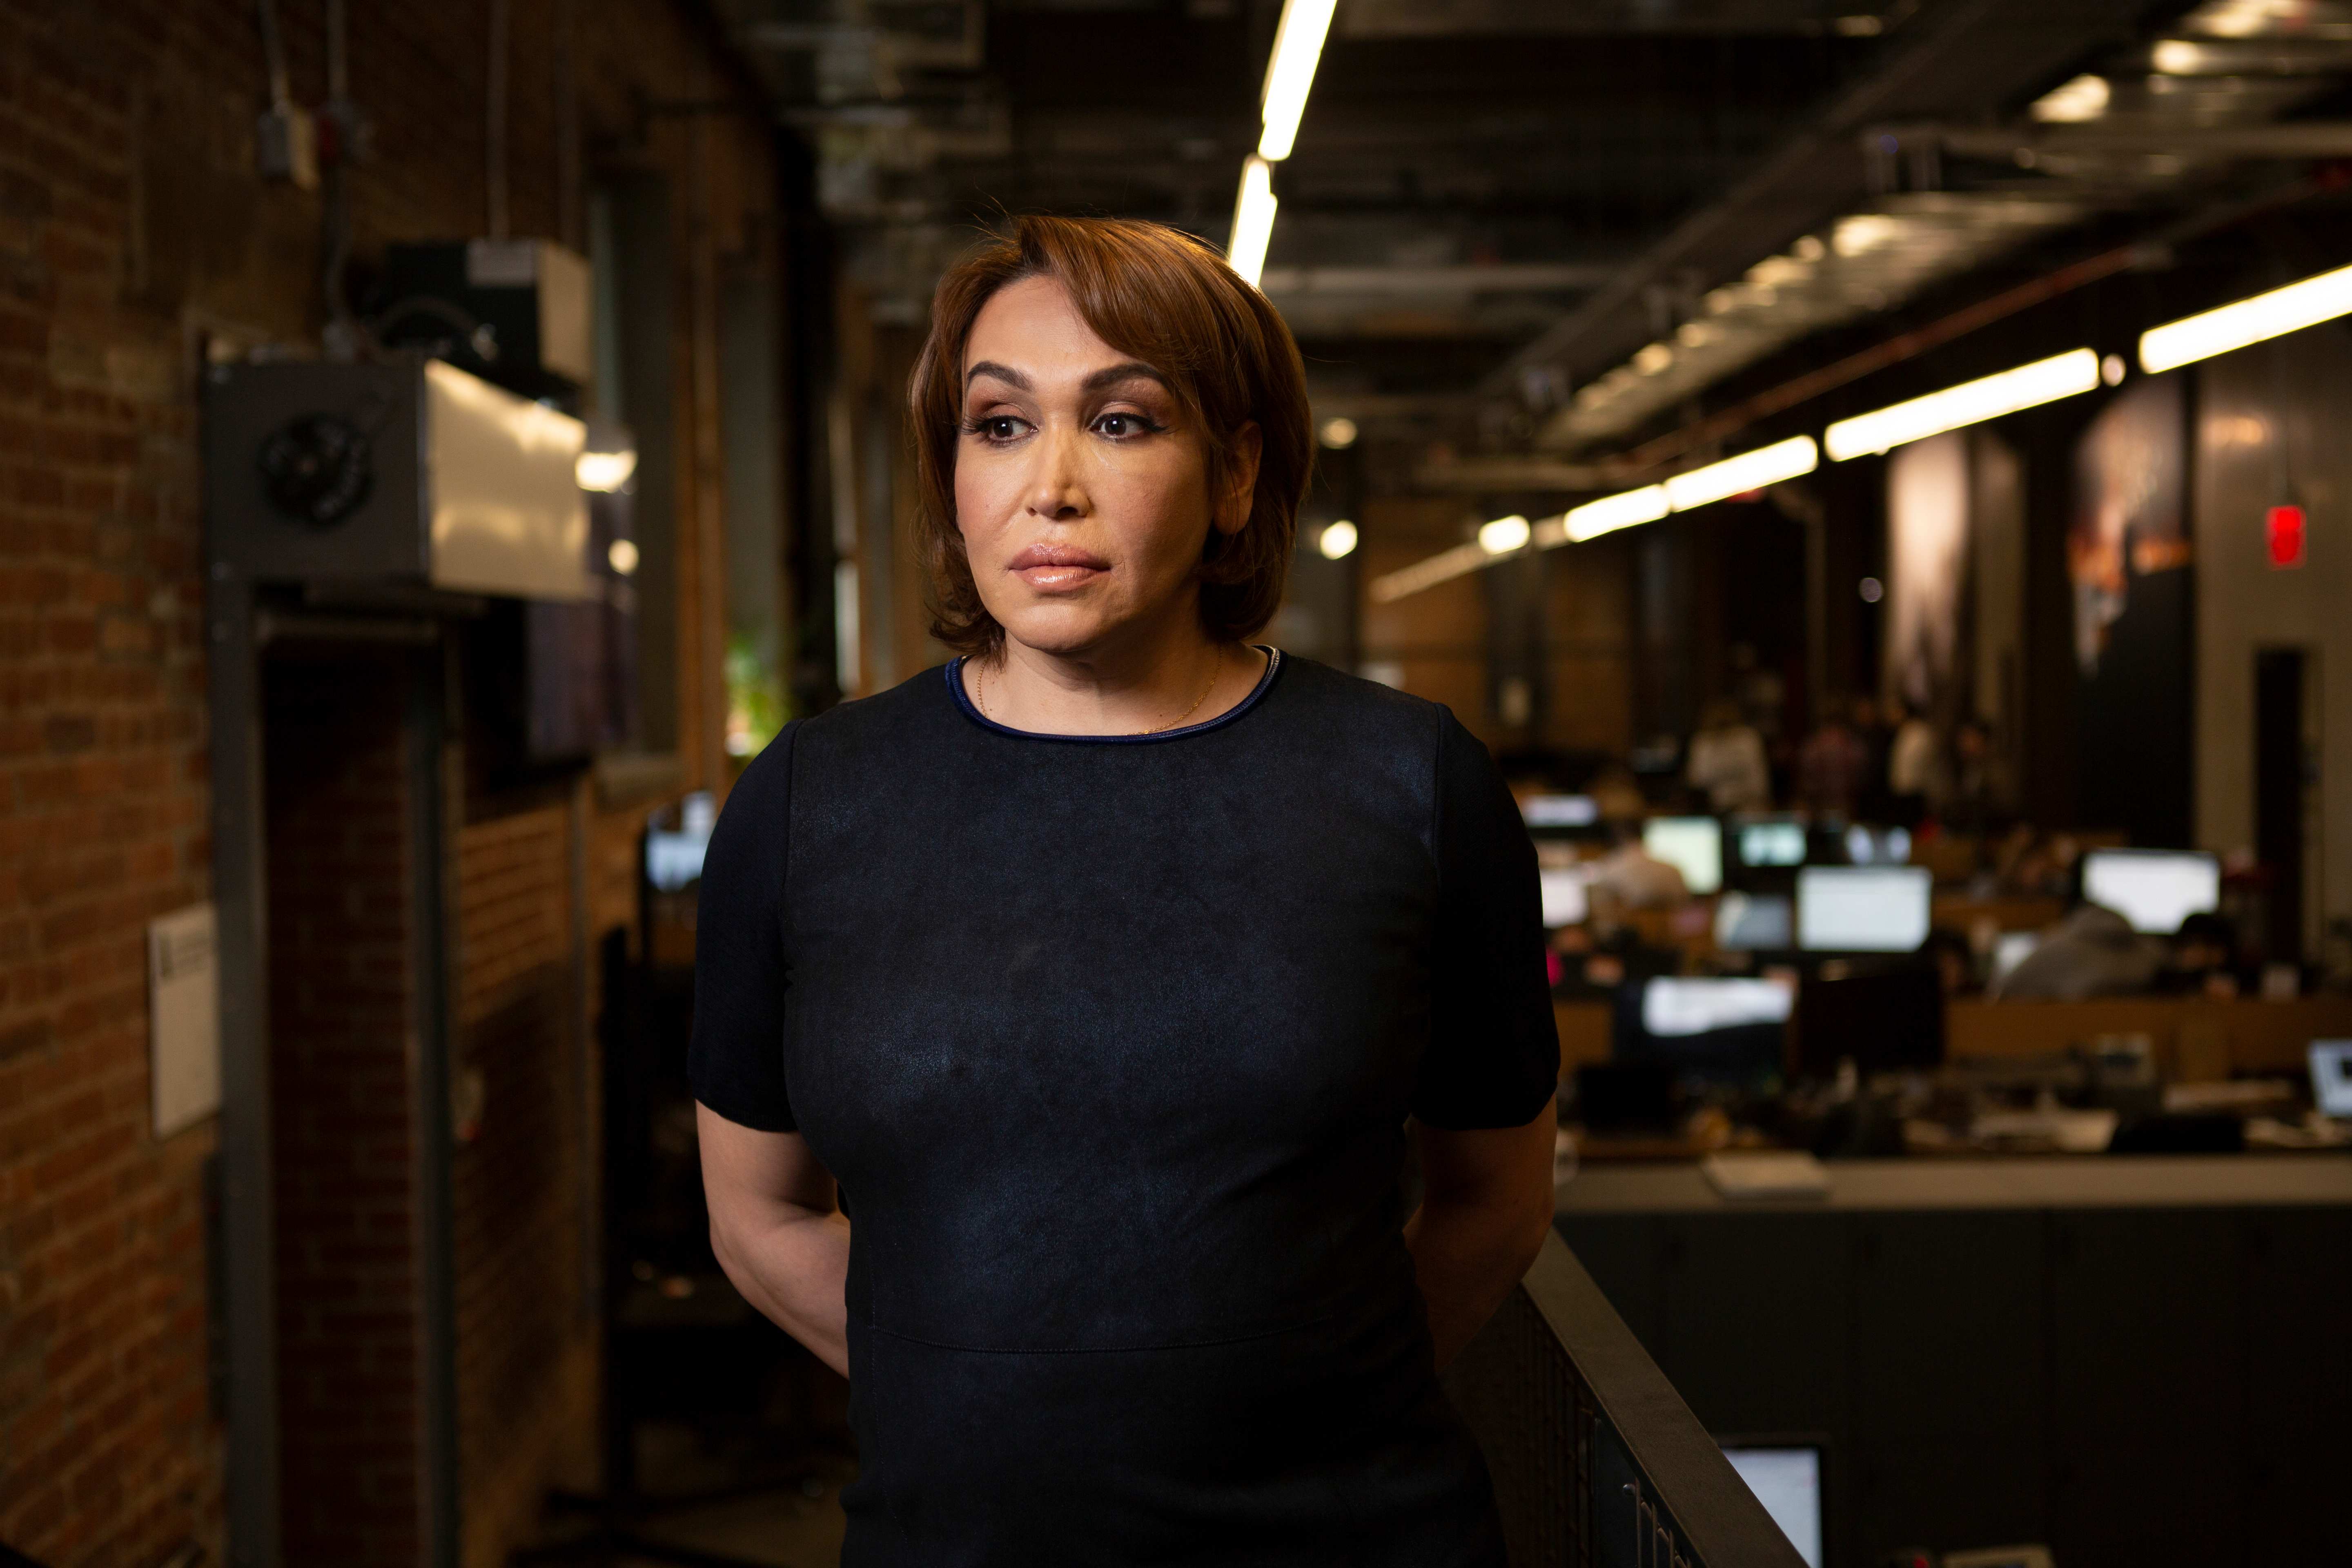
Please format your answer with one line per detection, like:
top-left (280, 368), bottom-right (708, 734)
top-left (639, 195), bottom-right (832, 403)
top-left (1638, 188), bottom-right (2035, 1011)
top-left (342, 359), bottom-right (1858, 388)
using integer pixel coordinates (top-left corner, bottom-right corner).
top-left (149, 903), bottom-right (220, 1138)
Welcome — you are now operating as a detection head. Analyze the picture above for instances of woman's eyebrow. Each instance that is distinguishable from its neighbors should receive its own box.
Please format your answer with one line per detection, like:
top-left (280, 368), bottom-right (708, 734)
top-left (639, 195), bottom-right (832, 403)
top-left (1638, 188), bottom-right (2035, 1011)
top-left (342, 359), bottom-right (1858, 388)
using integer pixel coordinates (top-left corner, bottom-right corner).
top-left (964, 360), bottom-right (1032, 390)
top-left (1081, 362), bottom-right (1170, 395)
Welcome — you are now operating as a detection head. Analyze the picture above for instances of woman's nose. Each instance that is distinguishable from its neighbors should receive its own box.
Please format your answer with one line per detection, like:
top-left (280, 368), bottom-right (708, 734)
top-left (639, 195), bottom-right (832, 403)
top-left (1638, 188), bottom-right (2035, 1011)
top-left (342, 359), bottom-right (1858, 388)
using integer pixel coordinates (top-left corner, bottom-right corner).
top-left (1023, 425), bottom-right (1088, 519)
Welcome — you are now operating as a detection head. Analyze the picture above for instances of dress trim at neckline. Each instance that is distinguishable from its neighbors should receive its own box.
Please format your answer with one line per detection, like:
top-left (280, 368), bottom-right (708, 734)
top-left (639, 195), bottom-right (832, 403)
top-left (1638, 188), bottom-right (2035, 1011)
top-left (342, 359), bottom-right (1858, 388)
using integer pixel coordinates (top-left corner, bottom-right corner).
top-left (945, 647), bottom-right (1283, 744)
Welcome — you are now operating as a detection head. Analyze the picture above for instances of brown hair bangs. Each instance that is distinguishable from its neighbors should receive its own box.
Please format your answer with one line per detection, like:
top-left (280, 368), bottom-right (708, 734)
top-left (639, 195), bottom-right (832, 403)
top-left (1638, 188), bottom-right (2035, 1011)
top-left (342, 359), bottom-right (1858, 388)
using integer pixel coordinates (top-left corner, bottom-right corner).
top-left (907, 216), bottom-right (1313, 657)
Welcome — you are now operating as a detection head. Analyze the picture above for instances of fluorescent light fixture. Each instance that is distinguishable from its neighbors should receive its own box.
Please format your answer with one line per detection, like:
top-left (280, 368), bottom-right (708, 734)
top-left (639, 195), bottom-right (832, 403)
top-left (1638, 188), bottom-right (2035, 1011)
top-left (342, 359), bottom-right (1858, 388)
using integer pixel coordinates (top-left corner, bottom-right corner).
top-left (1257, 0), bottom-right (1339, 161)
top-left (2139, 260), bottom-right (2352, 374)
top-left (575, 448), bottom-right (637, 492)
top-left (1478, 514), bottom-right (1532, 554)
top-left (2031, 74), bottom-right (2111, 123)
top-left (1227, 156), bottom-right (1277, 287)
top-left (1663, 436), bottom-right (1819, 511)
top-left (1824, 350), bottom-right (2099, 461)
top-left (1316, 519), bottom-right (1358, 560)
top-left (1368, 541), bottom-right (1488, 603)
top-left (1565, 484), bottom-right (1670, 542)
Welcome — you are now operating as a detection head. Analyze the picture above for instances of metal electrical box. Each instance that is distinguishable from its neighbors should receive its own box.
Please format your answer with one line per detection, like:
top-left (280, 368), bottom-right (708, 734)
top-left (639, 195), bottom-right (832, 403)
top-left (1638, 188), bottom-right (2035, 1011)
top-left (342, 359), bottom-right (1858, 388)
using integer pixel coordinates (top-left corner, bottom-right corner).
top-left (203, 357), bottom-right (592, 601)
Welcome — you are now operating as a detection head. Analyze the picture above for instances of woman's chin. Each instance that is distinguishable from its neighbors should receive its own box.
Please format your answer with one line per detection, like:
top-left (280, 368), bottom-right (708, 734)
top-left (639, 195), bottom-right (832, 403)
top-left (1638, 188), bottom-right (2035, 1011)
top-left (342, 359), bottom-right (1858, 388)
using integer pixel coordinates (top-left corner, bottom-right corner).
top-left (992, 602), bottom-right (1124, 658)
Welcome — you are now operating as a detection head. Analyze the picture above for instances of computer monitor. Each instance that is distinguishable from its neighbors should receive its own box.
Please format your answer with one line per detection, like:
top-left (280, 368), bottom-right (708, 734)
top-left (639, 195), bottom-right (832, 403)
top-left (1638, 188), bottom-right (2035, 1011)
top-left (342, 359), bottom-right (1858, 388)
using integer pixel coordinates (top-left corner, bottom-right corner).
top-left (1735, 817), bottom-right (1807, 869)
top-left (1794, 962), bottom-right (1945, 1077)
top-left (2310, 1040), bottom-right (2352, 1118)
top-left (2081, 848), bottom-right (2221, 934)
top-left (1523, 793), bottom-right (1599, 829)
top-left (1842, 823), bottom-right (1913, 866)
top-left (1718, 1441), bottom-right (1824, 1568)
top-left (1644, 816), bottom-right (1724, 895)
top-left (644, 791), bottom-right (716, 892)
top-left (1613, 976), bottom-right (1792, 1085)
top-left (1538, 867), bottom-right (1590, 929)
top-left (1796, 865), bottom-right (1931, 952)
top-left (1715, 891), bottom-right (1794, 951)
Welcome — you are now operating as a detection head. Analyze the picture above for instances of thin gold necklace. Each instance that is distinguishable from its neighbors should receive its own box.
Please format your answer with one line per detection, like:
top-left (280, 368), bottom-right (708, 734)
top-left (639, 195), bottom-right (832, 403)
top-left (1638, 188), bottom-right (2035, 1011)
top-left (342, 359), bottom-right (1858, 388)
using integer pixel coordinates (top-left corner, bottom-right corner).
top-left (976, 650), bottom-right (1225, 735)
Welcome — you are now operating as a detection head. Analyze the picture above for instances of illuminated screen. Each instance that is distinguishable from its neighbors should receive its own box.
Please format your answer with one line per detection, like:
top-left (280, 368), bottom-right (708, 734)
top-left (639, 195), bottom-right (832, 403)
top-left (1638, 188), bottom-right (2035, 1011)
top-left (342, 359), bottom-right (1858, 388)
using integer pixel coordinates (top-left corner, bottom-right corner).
top-left (1720, 1445), bottom-right (1823, 1568)
top-left (1538, 868), bottom-right (1589, 929)
top-left (1643, 817), bottom-right (1723, 895)
top-left (1797, 866), bottom-right (1931, 952)
top-left (1738, 820), bottom-right (1807, 867)
top-left (1715, 892), bottom-right (1793, 951)
top-left (1524, 794), bottom-right (1599, 828)
top-left (2310, 1041), bottom-right (2352, 1118)
top-left (2081, 849), bottom-right (2221, 935)
top-left (1642, 977), bottom-right (1793, 1037)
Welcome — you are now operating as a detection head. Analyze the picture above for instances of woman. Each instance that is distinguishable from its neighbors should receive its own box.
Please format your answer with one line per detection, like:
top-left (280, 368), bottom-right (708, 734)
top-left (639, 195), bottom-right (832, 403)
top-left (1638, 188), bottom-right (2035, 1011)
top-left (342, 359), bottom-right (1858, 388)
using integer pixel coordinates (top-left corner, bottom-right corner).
top-left (691, 216), bottom-right (1559, 1566)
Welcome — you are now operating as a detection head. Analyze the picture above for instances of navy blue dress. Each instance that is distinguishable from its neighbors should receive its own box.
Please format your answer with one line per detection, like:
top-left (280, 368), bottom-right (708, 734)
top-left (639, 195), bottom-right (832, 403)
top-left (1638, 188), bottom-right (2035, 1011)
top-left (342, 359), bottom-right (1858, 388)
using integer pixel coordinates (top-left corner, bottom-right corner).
top-left (689, 652), bottom-right (1559, 1567)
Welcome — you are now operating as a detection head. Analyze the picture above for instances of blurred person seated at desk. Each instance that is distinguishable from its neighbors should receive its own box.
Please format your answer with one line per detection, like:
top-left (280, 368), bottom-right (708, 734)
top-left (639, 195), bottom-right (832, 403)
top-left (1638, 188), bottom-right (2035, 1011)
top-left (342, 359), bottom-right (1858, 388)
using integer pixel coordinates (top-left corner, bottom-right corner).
top-left (1939, 719), bottom-right (2009, 837)
top-left (1883, 697), bottom-right (1944, 830)
top-left (1993, 902), bottom-right (2163, 1000)
top-left (1795, 697), bottom-right (1869, 817)
top-left (1587, 821), bottom-right (1690, 911)
top-left (1684, 697), bottom-right (1771, 814)
top-left (2154, 911), bottom-right (2245, 999)
top-left (1547, 922), bottom-right (1677, 999)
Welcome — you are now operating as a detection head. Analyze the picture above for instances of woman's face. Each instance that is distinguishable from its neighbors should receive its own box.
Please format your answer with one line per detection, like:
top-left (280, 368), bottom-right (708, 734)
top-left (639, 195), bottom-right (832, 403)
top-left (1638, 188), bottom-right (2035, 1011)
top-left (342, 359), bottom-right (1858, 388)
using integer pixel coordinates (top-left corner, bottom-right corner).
top-left (954, 274), bottom-right (1257, 659)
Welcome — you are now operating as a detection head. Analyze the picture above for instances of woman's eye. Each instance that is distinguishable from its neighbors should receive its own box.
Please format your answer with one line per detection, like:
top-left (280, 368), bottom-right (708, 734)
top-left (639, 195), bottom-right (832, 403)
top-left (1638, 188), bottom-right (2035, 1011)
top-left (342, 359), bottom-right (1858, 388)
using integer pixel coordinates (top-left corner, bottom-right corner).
top-left (1094, 412), bottom-right (1155, 438)
top-left (972, 415), bottom-right (1027, 442)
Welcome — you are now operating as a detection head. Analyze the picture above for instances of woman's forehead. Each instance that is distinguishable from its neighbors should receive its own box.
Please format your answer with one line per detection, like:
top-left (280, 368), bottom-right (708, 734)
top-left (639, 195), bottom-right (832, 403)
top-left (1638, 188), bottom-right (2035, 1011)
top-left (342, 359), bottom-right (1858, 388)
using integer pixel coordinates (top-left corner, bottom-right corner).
top-left (964, 276), bottom-right (1150, 388)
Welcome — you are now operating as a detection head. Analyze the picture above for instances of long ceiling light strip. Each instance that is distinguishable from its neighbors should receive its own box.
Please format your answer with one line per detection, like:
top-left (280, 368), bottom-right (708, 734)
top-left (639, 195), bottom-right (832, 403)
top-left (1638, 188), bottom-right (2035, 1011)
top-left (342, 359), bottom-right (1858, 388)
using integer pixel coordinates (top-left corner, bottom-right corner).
top-left (2139, 260), bottom-right (2352, 374)
top-left (1228, 156), bottom-right (1278, 287)
top-left (1662, 436), bottom-right (1818, 510)
top-left (1258, 0), bottom-right (1339, 161)
top-left (1824, 349), bottom-right (2100, 461)
top-left (1372, 437), bottom-right (1816, 601)
top-left (1229, 0), bottom-right (1337, 284)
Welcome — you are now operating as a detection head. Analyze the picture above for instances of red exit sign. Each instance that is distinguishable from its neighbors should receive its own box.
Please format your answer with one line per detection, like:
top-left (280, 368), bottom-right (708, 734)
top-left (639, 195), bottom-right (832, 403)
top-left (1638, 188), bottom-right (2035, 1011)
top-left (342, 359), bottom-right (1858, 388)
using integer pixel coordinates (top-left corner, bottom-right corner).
top-left (2267, 505), bottom-right (2306, 570)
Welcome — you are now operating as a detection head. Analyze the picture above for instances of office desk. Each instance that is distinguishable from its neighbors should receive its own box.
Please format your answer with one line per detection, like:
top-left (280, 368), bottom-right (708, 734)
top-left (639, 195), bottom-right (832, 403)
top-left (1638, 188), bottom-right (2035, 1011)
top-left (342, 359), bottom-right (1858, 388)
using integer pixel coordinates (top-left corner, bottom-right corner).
top-left (1556, 1152), bottom-right (2352, 1213)
top-left (1553, 1153), bottom-right (2352, 1568)
top-left (1553, 994), bottom-right (2352, 1081)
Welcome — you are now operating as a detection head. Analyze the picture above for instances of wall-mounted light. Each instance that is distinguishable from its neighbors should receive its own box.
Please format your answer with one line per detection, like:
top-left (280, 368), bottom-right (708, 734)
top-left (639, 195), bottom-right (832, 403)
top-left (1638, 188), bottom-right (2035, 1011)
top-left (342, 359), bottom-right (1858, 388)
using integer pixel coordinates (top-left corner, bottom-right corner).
top-left (1228, 156), bottom-right (1278, 287)
top-left (1257, 0), bottom-right (1339, 161)
top-left (1824, 349), bottom-right (2100, 460)
top-left (1319, 416), bottom-right (1358, 449)
top-left (2139, 260), bottom-right (2352, 374)
top-left (1317, 519), bottom-right (1358, 560)
top-left (576, 448), bottom-right (637, 492)
top-left (607, 538), bottom-right (639, 576)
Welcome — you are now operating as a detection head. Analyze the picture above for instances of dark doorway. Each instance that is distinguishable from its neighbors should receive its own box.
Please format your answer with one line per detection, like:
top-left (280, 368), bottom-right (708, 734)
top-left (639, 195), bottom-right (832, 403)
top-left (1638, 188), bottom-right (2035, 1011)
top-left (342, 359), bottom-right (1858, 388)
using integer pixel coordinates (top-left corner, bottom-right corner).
top-left (2254, 648), bottom-right (2317, 963)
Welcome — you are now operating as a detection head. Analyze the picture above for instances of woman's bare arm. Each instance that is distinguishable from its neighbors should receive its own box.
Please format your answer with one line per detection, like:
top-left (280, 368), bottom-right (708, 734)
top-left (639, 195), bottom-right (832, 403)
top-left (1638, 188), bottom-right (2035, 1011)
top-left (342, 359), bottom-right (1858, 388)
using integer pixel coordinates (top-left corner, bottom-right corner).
top-left (697, 1105), bottom-right (852, 1377)
top-left (1405, 1098), bottom-right (1558, 1370)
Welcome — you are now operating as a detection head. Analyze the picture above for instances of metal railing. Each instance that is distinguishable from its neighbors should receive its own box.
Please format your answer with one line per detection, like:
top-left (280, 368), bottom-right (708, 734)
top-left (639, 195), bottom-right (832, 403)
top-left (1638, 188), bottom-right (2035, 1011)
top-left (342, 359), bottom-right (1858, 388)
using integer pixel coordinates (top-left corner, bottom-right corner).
top-left (1446, 1233), bottom-right (1810, 1568)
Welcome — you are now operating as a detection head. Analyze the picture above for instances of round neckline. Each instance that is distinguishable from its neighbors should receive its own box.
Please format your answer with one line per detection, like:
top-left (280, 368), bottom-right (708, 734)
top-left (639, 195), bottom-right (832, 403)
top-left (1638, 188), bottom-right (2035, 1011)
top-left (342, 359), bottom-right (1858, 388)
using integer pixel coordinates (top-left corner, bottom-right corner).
top-left (946, 646), bottom-right (1283, 744)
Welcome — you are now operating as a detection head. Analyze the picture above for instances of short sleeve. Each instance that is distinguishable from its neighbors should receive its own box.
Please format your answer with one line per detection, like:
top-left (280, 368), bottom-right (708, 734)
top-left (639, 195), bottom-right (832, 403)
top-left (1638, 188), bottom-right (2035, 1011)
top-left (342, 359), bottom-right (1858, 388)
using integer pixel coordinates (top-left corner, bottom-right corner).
top-left (1411, 710), bottom-right (1561, 1129)
top-left (687, 724), bottom-right (798, 1131)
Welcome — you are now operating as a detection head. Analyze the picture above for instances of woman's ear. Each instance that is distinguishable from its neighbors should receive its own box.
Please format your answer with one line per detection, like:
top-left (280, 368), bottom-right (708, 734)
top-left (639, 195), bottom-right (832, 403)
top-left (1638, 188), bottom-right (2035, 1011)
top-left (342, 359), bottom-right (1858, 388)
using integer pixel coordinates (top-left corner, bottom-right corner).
top-left (1213, 422), bottom-right (1263, 537)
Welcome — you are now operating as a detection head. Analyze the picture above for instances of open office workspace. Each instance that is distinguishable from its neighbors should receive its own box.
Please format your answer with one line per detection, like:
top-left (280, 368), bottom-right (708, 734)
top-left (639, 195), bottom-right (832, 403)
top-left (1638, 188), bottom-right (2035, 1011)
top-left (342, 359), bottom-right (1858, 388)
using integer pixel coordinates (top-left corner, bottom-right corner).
top-left (10, 3), bottom-right (2352, 1568)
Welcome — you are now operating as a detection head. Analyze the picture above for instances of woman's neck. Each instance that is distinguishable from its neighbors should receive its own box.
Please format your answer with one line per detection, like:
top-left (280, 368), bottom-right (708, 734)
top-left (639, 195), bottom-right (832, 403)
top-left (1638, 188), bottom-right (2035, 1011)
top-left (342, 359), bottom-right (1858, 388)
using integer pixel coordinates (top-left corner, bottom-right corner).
top-left (967, 612), bottom-right (1263, 737)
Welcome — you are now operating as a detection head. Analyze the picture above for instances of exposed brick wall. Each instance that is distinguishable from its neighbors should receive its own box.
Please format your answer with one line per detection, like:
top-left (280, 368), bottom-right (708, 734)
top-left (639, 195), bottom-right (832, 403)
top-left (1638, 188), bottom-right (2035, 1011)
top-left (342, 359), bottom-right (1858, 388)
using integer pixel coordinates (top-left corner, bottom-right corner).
top-left (0, 0), bottom-right (780, 1563)
top-left (452, 802), bottom-right (597, 1568)
top-left (263, 653), bottom-right (423, 1568)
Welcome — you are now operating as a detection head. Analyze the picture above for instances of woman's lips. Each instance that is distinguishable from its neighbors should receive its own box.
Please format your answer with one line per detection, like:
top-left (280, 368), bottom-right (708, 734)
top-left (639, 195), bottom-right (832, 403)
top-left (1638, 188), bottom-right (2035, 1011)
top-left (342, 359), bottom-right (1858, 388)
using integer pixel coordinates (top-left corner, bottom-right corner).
top-left (1007, 545), bottom-right (1108, 592)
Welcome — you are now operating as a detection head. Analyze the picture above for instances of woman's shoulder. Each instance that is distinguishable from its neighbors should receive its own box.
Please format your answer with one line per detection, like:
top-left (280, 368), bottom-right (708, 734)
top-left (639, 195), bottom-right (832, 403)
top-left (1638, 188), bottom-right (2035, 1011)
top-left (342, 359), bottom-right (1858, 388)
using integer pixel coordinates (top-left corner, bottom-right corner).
top-left (1267, 653), bottom-right (1488, 764)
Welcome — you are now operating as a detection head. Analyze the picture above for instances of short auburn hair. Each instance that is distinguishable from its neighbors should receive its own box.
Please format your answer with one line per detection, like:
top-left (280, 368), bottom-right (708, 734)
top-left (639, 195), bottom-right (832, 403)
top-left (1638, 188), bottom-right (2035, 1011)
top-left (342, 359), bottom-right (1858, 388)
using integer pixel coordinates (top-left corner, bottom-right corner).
top-left (908, 216), bottom-right (1312, 656)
